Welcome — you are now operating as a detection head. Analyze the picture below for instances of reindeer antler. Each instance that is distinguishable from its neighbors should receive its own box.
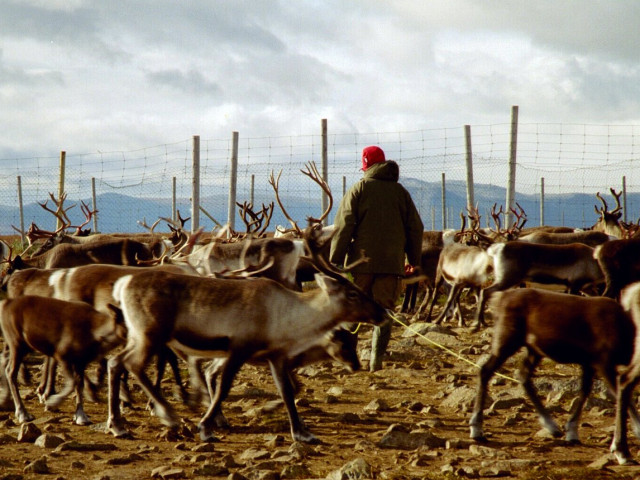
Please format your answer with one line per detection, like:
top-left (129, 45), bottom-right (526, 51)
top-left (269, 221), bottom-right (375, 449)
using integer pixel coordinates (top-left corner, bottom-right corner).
top-left (269, 169), bottom-right (303, 237)
top-left (300, 161), bottom-right (333, 226)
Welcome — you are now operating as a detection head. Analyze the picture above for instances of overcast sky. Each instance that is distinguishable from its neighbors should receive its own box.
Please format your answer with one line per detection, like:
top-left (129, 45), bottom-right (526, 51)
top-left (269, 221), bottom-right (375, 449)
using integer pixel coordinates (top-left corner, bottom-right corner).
top-left (2, 0), bottom-right (640, 160)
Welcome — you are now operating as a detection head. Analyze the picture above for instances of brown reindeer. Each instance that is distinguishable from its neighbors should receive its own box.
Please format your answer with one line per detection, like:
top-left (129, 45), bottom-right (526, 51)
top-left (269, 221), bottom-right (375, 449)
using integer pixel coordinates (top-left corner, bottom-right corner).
top-left (470, 288), bottom-right (640, 445)
top-left (612, 282), bottom-right (640, 464)
top-left (474, 241), bottom-right (604, 327)
top-left (0, 296), bottom-right (126, 425)
top-left (593, 237), bottom-right (640, 300)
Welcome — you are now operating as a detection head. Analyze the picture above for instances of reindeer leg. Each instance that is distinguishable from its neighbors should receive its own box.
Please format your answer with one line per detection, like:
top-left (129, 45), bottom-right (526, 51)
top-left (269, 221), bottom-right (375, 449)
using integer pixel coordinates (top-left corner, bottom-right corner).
top-left (424, 276), bottom-right (443, 322)
top-left (44, 361), bottom-right (76, 411)
top-left (4, 345), bottom-right (33, 423)
top-left (0, 352), bottom-right (15, 411)
top-left (107, 351), bottom-right (129, 437)
top-left (37, 357), bottom-right (57, 404)
top-left (199, 351), bottom-right (249, 442)
top-left (518, 351), bottom-right (562, 438)
top-left (72, 365), bottom-right (92, 426)
top-left (268, 357), bottom-right (319, 444)
top-left (164, 348), bottom-right (189, 403)
top-left (126, 347), bottom-right (179, 427)
top-left (187, 356), bottom-right (208, 408)
top-left (434, 283), bottom-right (461, 325)
top-left (470, 335), bottom-right (521, 441)
top-left (563, 366), bottom-right (594, 443)
top-left (202, 358), bottom-right (230, 428)
top-left (611, 365), bottom-right (640, 465)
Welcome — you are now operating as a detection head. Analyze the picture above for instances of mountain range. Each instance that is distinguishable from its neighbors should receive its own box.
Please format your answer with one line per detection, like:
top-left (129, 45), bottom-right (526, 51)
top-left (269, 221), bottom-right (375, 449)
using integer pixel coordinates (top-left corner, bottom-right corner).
top-left (0, 178), bottom-right (637, 235)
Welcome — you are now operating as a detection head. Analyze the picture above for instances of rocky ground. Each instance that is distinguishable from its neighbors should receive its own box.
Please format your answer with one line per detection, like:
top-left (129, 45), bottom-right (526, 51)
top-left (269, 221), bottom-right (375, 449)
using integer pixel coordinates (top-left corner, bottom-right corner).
top-left (2, 305), bottom-right (640, 480)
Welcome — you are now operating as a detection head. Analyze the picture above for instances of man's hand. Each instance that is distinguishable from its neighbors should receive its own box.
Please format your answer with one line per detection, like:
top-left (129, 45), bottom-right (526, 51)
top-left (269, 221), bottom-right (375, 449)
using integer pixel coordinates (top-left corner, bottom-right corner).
top-left (404, 264), bottom-right (416, 276)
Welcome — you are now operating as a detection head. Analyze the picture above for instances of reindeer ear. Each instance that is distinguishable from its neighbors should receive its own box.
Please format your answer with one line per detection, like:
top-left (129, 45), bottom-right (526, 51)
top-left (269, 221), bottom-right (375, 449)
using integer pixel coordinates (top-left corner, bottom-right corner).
top-left (314, 273), bottom-right (341, 294)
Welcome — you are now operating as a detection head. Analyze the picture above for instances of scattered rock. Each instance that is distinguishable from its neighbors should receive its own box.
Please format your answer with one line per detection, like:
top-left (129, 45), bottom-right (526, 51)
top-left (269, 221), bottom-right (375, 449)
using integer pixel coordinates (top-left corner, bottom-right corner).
top-left (0, 433), bottom-right (17, 445)
top-left (150, 466), bottom-right (185, 479)
top-left (280, 463), bottom-right (311, 478)
top-left (363, 398), bottom-right (391, 413)
top-left (326, 458), bottom-right (373, 480)
top-left (55, 441), bottom-right (118, 452)
top-left (17, 423), bottom-right (42, 443)
top-left (239, 447), bottom-right (271, 462)
top-left (24, 457), bottom-right (49, 474)
top-left (34, 433), bottom-right (65, 449)
top-left (378, 424), bottom-right (446, 449)
top-left (193, 463), bottom-right (229, 476)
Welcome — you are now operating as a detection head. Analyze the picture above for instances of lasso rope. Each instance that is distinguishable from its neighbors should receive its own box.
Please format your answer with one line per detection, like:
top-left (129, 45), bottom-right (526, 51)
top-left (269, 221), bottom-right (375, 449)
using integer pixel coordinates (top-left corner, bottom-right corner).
top-left (384, 313), bottom-right (519, 383)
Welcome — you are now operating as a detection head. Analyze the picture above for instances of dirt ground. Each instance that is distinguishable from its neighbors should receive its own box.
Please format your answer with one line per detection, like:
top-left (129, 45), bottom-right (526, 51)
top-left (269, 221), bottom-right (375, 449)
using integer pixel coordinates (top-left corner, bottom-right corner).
top-left (2, 302), bottom-right (640, 480)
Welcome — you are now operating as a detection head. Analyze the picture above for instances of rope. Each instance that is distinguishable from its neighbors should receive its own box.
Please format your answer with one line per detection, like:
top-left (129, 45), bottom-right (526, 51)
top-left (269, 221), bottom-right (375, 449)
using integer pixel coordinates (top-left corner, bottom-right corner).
top-left (388, 313), bottom-right (519, 383)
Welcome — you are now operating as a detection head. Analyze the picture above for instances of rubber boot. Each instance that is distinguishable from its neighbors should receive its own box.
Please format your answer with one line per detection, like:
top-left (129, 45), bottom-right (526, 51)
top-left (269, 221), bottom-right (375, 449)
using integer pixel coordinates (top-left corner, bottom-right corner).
top-left (369, 320), bottom-right (392, 372)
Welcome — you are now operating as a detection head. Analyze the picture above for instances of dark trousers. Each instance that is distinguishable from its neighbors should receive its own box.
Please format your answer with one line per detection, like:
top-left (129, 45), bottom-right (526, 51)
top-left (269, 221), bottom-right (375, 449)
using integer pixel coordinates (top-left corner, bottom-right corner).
top-left (353, 273), bottom-right (402, 371)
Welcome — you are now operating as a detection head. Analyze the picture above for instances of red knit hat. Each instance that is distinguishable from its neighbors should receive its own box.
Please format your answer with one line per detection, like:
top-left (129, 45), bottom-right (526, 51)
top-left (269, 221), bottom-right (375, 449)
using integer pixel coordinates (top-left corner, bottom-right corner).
top-left (361, 146), bottom-right (385, 171)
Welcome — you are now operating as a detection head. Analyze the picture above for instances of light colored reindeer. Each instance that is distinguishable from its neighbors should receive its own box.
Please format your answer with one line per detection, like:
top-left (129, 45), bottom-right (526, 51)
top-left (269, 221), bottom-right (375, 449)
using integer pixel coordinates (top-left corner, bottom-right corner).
top-left (106, 229), bottom-right (388, 443)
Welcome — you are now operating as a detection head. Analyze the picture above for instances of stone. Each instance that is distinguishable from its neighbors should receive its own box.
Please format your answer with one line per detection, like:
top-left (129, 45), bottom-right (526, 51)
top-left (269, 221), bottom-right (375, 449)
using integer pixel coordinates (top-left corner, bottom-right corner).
top-left (34, 433), bottom-right (65, 449)
top-left (326, 458), bottom-right (373, 480)
top-left (17, 423), bottom-right (42, 443)
top-left (24, 458), bottom-right (49, 474)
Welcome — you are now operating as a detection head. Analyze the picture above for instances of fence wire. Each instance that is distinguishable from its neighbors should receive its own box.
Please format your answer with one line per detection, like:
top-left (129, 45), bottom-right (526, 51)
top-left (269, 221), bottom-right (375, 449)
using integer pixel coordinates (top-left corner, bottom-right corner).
top-left (0, 122), bottom-right (638, 235)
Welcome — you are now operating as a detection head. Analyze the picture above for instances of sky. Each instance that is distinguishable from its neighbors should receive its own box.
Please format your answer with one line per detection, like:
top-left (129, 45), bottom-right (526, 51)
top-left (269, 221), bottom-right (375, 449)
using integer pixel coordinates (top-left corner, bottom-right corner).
top-left (2, 0), bottom-right (640, 160)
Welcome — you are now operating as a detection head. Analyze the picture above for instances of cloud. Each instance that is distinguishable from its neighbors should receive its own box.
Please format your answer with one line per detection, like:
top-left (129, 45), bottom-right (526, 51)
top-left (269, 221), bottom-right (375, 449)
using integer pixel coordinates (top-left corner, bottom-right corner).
top-left (1, 0), bottom-right (640, 160)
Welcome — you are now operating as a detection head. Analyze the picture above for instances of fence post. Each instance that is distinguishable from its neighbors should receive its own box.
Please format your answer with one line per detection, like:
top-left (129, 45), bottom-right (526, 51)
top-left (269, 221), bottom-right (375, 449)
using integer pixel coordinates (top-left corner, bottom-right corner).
top-left (623, 175), bottom-right (628, 223)
top-left (540, 177), bottom-right (545, 226)
top-left (505, 106), bottom-right (519, 225)
top-left (17, 176), bottom-right (25, 244)
top-left (250, 175), bottom-right (255, 206)
top-left (191, 135), bottom-right (200, 232)
top-left (57, 151), bottom-right (66, 230)
top-left (441, 172), bottom-right (447, 230)
top-left (342, 176), bottom-right (346, 197)
top-left (227, 131), bottom-right (239, 231)
top-left (91, 177), bottom-right (99, 233)
top-left (321, 118), bottom-right (329, 225)
top-left (172, 177), bottom-right (177, 223)
top-left (464, 125), bottom-right (475, 211)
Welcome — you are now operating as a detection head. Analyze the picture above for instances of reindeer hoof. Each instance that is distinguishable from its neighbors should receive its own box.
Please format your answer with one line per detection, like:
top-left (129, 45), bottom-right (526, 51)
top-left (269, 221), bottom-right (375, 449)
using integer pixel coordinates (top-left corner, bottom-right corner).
top-left (293, 429), bottom-right (320, 444)
top-left (198, 424), bottom-right (221, 443)
top-left (612, 449), bottom-right (637, 466)
top-left (16, 411), bottom-right (35, 424)
top-left (107, 419), bottom-right (131, 438)
top-left (73, 412), bottom-right (92, 426)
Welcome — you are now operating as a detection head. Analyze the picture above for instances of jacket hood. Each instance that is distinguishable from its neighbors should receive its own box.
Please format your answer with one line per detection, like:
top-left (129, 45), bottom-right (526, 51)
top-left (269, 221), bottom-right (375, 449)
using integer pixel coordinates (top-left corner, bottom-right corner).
top-left (363, 160), bottom-right (399, 182)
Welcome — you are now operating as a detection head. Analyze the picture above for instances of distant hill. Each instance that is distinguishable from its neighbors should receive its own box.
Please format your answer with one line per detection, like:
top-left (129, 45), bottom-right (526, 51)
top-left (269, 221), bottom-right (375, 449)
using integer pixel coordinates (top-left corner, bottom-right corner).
top-left (0, 178), bottom-right (637, 235)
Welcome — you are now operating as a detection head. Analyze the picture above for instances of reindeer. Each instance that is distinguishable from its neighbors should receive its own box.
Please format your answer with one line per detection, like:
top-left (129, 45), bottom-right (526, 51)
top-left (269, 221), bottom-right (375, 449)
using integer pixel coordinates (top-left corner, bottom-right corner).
top-left (612, 282), bottom-right (640, 464)
top-left (0, 295), bottom-right (126, 425)
top-left (422, 209), bottom-right (496, 327)
top-left (518, 229), bottom-right (612, 247)
top-left (2, 237), bottom-right (155, 276)
top-left (192, 326), bottom-right (360, 427)
top-left (593, 238), bottom-right (640, 300)
top-left (106, 228), bottom-right (389, 443)
top-left (474, 241), bottom-right (604, 328)
top-left (470, 288), bottom-right (640, 445)
top-left (592, 188), bottom-right (624, 238)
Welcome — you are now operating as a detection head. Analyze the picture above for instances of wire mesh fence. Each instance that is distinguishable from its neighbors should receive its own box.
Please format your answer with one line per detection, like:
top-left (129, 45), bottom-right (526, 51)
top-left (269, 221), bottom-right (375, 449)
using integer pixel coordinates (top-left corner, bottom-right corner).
top-left (0, 120), bottom-right (639, 235)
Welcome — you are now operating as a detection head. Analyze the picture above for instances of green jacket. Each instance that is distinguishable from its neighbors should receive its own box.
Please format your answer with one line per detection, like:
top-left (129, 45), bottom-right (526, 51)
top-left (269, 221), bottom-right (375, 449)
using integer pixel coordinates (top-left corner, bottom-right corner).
top-left (329, 161), bottom-right (424, 275)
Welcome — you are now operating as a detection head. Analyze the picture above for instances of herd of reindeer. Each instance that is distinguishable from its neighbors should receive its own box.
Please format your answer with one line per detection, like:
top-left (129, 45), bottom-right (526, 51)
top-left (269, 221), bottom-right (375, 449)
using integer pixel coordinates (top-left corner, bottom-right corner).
top-left (1, 163), bottom-right (640, 465)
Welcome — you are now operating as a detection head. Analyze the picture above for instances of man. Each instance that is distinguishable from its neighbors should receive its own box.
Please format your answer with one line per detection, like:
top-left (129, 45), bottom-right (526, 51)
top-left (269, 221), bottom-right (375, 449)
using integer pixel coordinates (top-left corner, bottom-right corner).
top-left (330, 145), bottom-right (424, 372)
